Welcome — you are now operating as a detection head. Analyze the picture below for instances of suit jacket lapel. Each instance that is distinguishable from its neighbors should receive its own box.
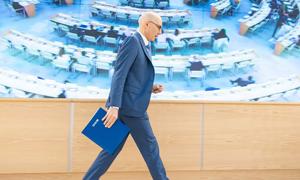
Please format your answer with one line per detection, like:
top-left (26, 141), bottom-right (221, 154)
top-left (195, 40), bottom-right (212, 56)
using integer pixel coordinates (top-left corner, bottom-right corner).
top-left (135, 32), bottom-right (152, 61)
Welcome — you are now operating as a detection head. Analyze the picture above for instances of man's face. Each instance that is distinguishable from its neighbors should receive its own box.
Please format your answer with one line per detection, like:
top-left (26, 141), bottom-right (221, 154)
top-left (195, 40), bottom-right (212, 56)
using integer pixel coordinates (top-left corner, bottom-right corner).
top-left (145, 19), bottom-right (162, 42)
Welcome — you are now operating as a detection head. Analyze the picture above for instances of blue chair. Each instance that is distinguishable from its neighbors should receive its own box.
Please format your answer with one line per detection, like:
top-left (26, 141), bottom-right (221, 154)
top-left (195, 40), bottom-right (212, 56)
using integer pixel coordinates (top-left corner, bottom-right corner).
top-left (170, 15), bottom-right (181, 25)
top-left (185, 38), bottom-right (201, 47)
top-left (132, 0), bottom-right (143, 7)
top-left (116, 11), bottom-right (128, 21)
top-left (129, 14), bottom-right (140, 23)
top-left (119, 0), bottom-right (129, 5)
top-left (100, 9), bottom-right (112, 18)
top-left (170, 39), bottom-right (186, 51)
top-left (157, 1), bottom-right (169, 8)
top-left (144, 0), bottom-right (154, 7)
top-left (103, 36), bottom-right (119, 47)
top-left (154, 41), bottom-right (169, 53)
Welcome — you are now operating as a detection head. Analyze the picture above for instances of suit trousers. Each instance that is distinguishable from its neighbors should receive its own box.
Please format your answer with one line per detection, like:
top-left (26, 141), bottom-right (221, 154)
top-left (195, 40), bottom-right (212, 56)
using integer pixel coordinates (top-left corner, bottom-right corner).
top-left (83, 114), bottom-right (169, 180)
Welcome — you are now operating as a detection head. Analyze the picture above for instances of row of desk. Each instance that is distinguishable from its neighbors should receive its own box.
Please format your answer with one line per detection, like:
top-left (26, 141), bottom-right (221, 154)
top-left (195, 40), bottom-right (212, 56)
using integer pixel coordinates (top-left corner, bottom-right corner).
top-left (210, 0), bottom-right (231, 18)
top-left (0, 67), bottom-right (110, 98)
top-left (120, 0), bottom-right (170, 8)
top-left (51, 13), bottom-right (218, 42)
top-left (12, 0), bottom-right (39, 17)
top-left (153, 75), bottom-right (300, 101)
top-left (152, 49), bottom-right (257, 67)
top-left (2, 29), bottom-right (255, 69)
top-left (2, 28), bottom-right (256, 81)
top-left (91, 1), bottom-right (192, 24)
top-left (274, 24), bottom-right (300, 55)
top-left (2, 65), bottom-right (298, 100)
top-left (4, 30), bottom-right (62, 55)
top-left (239, 0), bottom-right (271, 35)
top-left (0, 68), bottom-right (63, 97)
top-left (274, 1), bottom-right (300, 55)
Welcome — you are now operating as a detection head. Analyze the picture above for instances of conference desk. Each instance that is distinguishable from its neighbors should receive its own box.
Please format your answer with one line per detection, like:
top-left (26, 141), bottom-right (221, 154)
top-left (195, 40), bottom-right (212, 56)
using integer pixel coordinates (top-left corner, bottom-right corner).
top-left (4, 30), bottom-right (62, 55)
top-left (239, 1), bottom-right (270, 35)
top-left (21, 2), bottom-right (35, 17)
top-left (210, 5), bottom-right (218, 18)
top-left (0, 71), bottom-right (63, 97)
top-left (14, 0), bottom-right (39, 17)
top-left (92, 1), bottom-right (191, 24)
top-left (274, 2), bottom-right (300, 55)
top-left (51, 13), bottom-right (217, 48)
top-left (210, 0), bottom-right (230, 18)
top-left (274, 25), bottom-right (300, 55)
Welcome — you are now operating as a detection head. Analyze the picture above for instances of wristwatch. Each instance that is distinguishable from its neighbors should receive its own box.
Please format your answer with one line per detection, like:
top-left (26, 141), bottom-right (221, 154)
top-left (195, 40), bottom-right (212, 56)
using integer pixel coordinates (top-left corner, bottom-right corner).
top-left (110, 106), bottom-right (119, 110)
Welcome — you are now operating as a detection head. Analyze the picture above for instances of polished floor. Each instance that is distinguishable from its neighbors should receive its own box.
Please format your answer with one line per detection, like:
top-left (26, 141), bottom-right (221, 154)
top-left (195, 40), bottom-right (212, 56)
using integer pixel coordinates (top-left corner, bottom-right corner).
top-left (1, 170), bottom-right (300, 180)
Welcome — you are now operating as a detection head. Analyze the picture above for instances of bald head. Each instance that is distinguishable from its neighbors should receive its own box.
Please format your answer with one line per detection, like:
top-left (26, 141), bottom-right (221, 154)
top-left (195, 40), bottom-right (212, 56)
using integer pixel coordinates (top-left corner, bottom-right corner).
top-left (138, 12), bottom-right (162, 27)
top-left (138, 12), bottom-right (162, 42)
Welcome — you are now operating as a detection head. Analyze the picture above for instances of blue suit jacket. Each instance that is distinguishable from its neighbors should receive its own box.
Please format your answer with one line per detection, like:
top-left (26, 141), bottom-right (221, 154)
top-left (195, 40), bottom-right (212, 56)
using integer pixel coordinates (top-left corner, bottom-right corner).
top-left (106, 32), bottom-right (155, 118)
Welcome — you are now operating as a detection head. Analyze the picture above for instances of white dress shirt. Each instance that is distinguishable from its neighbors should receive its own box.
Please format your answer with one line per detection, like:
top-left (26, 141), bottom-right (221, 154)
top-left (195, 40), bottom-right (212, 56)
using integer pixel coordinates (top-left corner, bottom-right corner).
top-left (137, 29), bottom-right (149, 46)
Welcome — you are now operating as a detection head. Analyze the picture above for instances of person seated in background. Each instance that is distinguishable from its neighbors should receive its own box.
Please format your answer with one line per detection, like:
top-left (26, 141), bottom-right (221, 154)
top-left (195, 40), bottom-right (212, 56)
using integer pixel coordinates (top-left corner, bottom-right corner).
top-left (167, 29), bottom-right (181, 41)
top-left (85, 24), bottom-right (99, 38)
top-left (189, 60), bottom-right (204, 71)
top-left (12, 1), bottom-right (25, 15)
top-left (58, 80), bottom-right (70, 98)
top-left (270, 0), bottom-right (279, 12)
top-left (213, 29), bottom-right (230, 52)
top-left (53, 0), bottom-right (60, 5)
top-left (213, 28), bottom-right (230, 41)
top-left (75, 51), bottom-right (91, 65)
top-left (291, 35), bottom-right (300, 47)
top-left (230, 76), bottom-right (255, 87)
top-left (70, 25), bottom-right (81, 35)
top-left (272, 5), bottom-right (288, 37)
top-left (58, 90), bottom-right (66, 98)
top-left (58, 47), bottom-right (65, 56)
top-left (205, 86), bottom-right (220, 91)
top-left (288, 5), bottom-right (299, 19)
top-left (228, 0), bottom-right (241, 16)
top-left (297, 35), bottom-right (300, 46)
top-left (274, 23), bottom-right (292, 39)
top-left (69, 25), bottom-right (84, 41)
top-left (166, 29), bottom-right (184, 49)
top-left (106, 26), bottom-right (119, 38)
top-left (184, 0), bottom-right (200, 5)
top-left (156, 29), bottom-right (168, 43)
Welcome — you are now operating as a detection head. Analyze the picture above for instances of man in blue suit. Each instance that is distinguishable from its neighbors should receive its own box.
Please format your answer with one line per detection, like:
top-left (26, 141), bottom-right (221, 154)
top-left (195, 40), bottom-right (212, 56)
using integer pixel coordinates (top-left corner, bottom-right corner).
top-left (83, 12), bottom-right (169, 180)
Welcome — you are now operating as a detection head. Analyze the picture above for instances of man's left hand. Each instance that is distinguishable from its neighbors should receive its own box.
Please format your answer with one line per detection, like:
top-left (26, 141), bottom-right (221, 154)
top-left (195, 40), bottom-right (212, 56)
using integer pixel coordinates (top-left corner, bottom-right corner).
top-left (152, 84), bottom-right (164, 94)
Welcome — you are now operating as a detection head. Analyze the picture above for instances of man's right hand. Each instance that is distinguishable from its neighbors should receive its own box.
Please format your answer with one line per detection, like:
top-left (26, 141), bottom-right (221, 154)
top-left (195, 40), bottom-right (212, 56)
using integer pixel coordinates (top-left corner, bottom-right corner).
top-left (102, 107), bottom-right (119, 128)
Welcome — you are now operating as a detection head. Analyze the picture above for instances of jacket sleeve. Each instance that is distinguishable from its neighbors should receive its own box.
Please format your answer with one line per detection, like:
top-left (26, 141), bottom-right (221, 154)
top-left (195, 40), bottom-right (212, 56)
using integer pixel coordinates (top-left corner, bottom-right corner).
top-left (107, 36), bottom-right (138, 108)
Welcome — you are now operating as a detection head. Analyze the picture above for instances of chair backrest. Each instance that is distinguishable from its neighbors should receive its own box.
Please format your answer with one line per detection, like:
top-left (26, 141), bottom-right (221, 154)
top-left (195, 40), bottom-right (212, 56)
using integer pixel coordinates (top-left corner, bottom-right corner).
top-left (119, 0), bottom-right (128, 4)
top-left (105, 37), bottom-right (117, 44)
top-left (158, 1), bottom-right (168, 7)
top-left (171, 16), bottom-right (181, 22)
top-left (59, 24), bottom-right (70, 32)
top-left (77, 56), bottom-right (91, 65)
top-left (190, 61), bottom-right (204, 71)
top-left (132, 0), bottom-right (142, 3)
top-left (84, 35), bottom-right (97, 43)
top-left (215, 38), bottom-right (229, 52)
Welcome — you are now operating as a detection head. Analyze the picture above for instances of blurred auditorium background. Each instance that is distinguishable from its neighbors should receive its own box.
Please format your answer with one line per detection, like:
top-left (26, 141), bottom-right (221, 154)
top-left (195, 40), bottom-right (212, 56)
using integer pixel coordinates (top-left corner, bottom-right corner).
top-left (0, 0), bottom-right (299, 101)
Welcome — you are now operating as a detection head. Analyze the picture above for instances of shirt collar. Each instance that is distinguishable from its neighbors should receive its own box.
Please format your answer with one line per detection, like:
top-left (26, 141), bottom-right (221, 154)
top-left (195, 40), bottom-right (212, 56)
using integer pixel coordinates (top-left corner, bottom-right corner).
top-left (137, 29), bottom-right (149, 46)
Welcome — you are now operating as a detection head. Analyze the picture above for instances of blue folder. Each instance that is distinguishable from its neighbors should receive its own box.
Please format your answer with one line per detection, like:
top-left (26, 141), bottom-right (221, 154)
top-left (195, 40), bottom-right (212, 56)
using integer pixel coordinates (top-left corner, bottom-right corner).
top-left (82, 108), bottom-right (130, 155)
